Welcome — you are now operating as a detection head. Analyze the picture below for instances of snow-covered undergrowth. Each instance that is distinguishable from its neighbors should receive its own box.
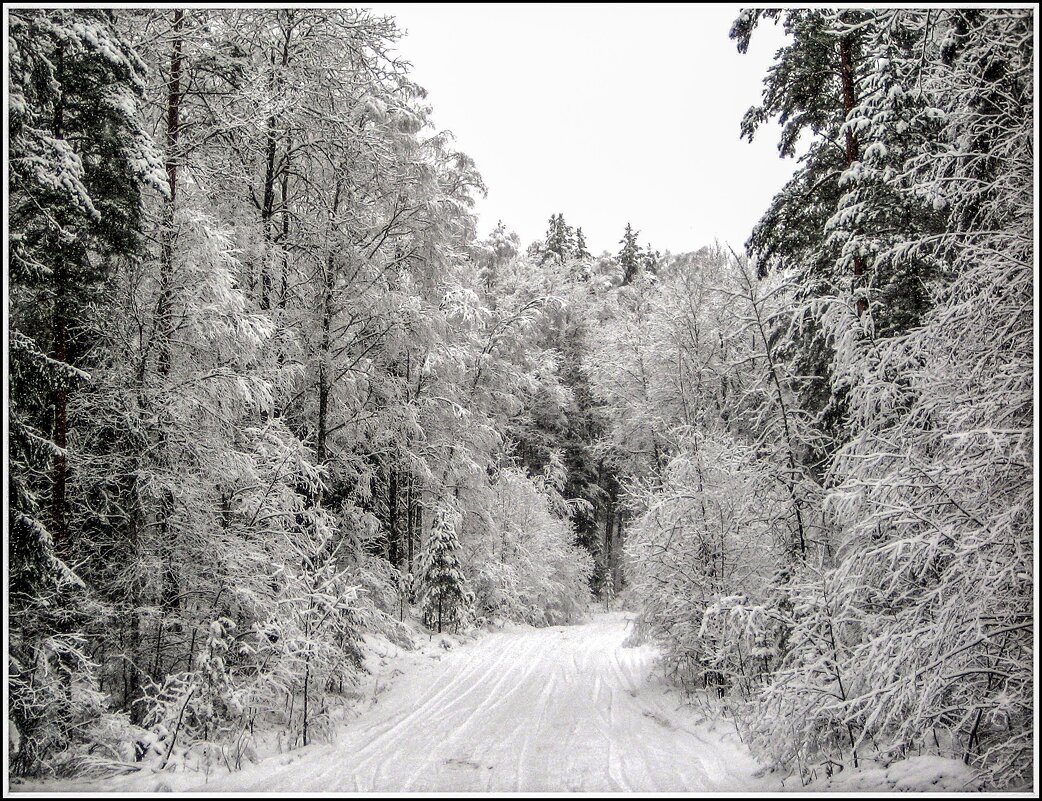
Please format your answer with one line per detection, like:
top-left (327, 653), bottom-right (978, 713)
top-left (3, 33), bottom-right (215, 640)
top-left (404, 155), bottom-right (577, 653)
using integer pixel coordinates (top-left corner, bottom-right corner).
top-left (17, 612), bottom-right (987, 794)
top-left (9, 613), bottom-right (475, 793)
top-left (805, 755), bottom-right (981, 793)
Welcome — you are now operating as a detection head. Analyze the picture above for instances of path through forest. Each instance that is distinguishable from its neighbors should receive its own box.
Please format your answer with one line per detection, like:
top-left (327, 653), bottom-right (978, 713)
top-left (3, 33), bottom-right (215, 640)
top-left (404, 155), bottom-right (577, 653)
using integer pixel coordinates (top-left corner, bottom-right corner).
top-left (19, 613), bottom-right (779, 793)
top-left (186, 612), bottom-right (773, 792)
top-left (168, 612), bottom-right (766, 787)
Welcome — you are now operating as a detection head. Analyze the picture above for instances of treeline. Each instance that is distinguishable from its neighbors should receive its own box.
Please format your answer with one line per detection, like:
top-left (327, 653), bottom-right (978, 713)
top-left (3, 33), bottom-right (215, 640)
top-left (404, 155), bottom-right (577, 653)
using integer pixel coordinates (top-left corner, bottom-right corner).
top-left (612, 9), bottom-right (1033, 790)
top-left (7, 8), bottom-right (622, 776)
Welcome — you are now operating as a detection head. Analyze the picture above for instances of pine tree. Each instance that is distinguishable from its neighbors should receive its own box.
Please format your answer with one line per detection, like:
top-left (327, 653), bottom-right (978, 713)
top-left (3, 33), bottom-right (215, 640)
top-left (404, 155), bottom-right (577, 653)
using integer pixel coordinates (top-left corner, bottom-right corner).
top-left (730, 9), bottom-right (949, 454)
top-left (618, 223), bottom-right (641, 284)
top-left (729, 9), bottom-right (871, 463)
top-left (574, 226), bottom-right (591, 260)
top-left (416, 509), bottom-right (474, 633)
top-left (541, 213), bottom-right (574, 265)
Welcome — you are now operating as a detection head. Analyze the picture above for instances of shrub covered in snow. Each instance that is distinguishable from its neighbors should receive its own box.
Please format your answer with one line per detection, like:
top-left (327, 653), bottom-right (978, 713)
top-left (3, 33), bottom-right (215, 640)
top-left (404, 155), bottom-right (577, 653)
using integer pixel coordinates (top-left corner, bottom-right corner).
top-left (466, 468), bottom-right (593, 627)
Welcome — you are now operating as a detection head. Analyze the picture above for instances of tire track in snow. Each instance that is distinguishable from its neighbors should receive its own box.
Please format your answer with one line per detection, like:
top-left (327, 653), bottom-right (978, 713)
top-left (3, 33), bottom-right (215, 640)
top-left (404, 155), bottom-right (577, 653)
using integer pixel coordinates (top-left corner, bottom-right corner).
top-left (193, 612), bottom-right (772, 792)
top-left (397, 633), bottom-right (548, 790)
top-left (323, 630), bottom-right (522, 788)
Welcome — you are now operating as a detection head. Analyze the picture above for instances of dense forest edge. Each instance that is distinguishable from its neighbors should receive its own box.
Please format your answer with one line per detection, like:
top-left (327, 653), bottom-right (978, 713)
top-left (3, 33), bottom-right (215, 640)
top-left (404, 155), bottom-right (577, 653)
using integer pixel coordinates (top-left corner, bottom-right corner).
top-left (6, 7), bottom-right (1034, 790)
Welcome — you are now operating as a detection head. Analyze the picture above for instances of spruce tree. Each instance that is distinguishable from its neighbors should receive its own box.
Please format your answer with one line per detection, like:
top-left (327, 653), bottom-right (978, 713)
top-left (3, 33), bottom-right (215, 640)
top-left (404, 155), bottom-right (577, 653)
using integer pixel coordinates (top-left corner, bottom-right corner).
top-left (9, 8), bottom-right (162, 586)
top-left (618, 223), bottom-right (641, 284)
top-left (416, 510), bottom-right (474, 633)
top-left (641, 243), bottom-right (660, 276)
top-left (574, 226), bottom-right (591, 260)
top-left (541, 213), bottom-right (574, 265)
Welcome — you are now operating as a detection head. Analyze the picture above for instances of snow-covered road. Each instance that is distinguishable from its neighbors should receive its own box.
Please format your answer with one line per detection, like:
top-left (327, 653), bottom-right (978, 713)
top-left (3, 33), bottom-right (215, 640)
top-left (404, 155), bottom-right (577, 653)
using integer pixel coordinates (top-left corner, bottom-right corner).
top-left (194, 611), bottom-right (771, 792)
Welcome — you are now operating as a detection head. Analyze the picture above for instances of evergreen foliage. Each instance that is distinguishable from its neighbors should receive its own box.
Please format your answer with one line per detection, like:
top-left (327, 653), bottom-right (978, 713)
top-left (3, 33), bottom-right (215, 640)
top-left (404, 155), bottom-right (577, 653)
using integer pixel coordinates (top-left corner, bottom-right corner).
top-left (416, 508), bottom-right (474, 634)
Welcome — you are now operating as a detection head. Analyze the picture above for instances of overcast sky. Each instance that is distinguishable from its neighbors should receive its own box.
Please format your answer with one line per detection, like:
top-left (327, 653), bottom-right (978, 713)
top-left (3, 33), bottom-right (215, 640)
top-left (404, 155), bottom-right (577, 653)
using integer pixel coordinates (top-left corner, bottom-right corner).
top-left (370, 3), bottom-right (797, 256)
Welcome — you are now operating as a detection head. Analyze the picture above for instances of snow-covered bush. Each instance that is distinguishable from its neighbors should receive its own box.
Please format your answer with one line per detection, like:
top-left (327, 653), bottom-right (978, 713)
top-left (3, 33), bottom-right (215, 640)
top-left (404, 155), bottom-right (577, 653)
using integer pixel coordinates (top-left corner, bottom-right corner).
top-left (7, 628), bottom-right (108, 777)
top-left (350, 555), bottom-right (416, 649)
top-left (739, 566), bottom-right (862, 782)
top-left (467, 468), bottom-right (593, 627)
top-left (624, 436), bottom-right (792, 692)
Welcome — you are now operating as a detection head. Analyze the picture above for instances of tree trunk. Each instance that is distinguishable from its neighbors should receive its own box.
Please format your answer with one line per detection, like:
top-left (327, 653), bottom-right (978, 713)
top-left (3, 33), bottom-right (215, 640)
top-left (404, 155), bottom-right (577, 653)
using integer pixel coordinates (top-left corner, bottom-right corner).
top-left (302, 656), bottom-right (310, 747)
top-left (157, 8), bottom-right (183, 375)
top-left (156, 8), bottom-right (184, 617)
top-left (839, 30), bottom-right (867, 317)
top-left (315, 181), bottom-right (342, 471)
top-left (388, 464), bottom-right (400, 565)
top-left (406, 476), bottom-right (416, 573)
top-left (278, 139), bottom-right (291, 311)
top-left (127, 474), bottom-right (144, 723)
top-left (259, 95), bottom-right (277, 311)
top-left (260, 17), bottom-right (293, 311)
top-left (613, 511), bottom-right (624, 591)
top-left (316, 277), bottom-right (331, 467)
top-left (50, 43), bottom-right (69, 559)
top-left (51, 259), bottom-right (69, 559)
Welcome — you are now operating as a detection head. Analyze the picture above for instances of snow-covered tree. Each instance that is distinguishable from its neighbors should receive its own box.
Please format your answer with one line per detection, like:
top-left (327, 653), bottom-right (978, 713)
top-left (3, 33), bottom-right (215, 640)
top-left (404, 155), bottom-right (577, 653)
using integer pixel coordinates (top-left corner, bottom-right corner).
top-left (617, 223), bottom-right (642, 285)
top-left (8, 8), bottom-right (165, 773)
top-left (416, 507), bottom-right (474, 634)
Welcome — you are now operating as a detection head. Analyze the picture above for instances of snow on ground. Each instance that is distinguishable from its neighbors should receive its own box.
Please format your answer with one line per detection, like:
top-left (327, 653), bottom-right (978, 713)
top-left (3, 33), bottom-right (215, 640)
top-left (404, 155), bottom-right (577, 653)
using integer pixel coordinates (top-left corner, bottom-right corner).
top-left (805, 754), bottom-right (982, 793)
top-left (16, 611), bottom-right (780, 793)
top-left (13, 611), bottom-right (983, 794)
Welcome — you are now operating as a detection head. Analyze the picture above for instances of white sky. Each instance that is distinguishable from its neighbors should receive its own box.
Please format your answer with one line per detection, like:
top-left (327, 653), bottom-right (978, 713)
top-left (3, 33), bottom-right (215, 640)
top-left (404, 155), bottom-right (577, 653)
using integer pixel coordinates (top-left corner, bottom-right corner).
top-left (370, 3), bottom-right (797, 256)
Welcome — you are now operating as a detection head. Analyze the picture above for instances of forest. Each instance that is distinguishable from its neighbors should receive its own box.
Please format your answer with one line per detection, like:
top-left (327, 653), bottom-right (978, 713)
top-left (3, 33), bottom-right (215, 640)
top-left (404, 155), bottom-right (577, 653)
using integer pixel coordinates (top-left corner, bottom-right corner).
top-left (6, 6), bottom-right (1035, 792)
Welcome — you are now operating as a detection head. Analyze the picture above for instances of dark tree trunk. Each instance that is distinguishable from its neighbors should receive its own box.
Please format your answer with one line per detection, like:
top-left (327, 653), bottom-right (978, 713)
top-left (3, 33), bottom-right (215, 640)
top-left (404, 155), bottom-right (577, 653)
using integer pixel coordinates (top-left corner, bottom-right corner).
top-left (388, 465), bottom-right (400, 565)
top-left (278, 140), bottom-right (291, 311)
top-left (127, 476), bottom-right (144, 723)
top-left (613, 511), bottom-right (625, 591)
top-left (316, 277), bottom-right (332, 467)
top-left (156, 9), bottom-right (185, 618)
top-left (260, 98), bottom-right (277, 311)
top-left (839, 30), bottom-right (867, 317)
top-left (51, 260), bottom-right (69, 559)
top-left (302, 658), bottom-right (310, 747)
top-left (50, 43), bottom-right (69, 558)
top-left (260, 18), bottom-right (293, 311)
top-left (407, 477), bottom-right (416, 572)
top-left (157, 8), bottom-right (183, 377)
top-left (315, 181), bottom-right (342, 472)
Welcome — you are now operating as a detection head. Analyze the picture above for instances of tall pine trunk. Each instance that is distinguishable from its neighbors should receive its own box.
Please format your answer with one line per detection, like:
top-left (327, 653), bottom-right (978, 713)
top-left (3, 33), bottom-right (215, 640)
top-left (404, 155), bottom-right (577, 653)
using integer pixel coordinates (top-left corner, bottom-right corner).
top-left (157, 7), bottom-right (184, 617)
top-left (315, 180), bottom-right (342, 473)
top-left (839, 28), bottom-right (867, 317)
top-left (50, 43), bottom-right (69, 559)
